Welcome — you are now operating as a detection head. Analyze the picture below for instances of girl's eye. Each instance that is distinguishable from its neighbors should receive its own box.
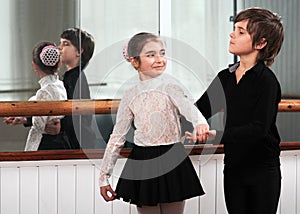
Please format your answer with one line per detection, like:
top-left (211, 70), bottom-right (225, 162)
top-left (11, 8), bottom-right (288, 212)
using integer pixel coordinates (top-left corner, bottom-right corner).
top-left (146, 53), bottom-right (155, 57)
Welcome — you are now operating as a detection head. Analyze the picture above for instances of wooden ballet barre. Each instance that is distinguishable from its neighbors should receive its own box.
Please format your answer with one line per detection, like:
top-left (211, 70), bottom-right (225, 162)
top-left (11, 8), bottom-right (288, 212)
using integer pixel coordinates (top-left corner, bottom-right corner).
top-left (0, 99), bottom-right (299, 117)
top-left (0, 99), bottom-right (120, 117)
top-left (278, 99), bottom-right (300, 112)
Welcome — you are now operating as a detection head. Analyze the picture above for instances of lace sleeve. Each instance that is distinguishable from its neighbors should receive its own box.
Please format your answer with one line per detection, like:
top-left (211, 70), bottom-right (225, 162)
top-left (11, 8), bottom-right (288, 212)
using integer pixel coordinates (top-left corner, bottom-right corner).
top-left (24, 90), bottom-right (52, 151)
top-left (166, 83), bottom-right (208, 127)
top-left (99, 94), bottom-right (134, 186)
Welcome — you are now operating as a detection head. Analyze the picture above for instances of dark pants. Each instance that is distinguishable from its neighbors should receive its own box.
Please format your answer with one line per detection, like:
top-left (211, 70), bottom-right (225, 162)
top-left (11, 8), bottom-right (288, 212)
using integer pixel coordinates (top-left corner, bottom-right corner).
top-left (224, 165), bottom-right (281, 214)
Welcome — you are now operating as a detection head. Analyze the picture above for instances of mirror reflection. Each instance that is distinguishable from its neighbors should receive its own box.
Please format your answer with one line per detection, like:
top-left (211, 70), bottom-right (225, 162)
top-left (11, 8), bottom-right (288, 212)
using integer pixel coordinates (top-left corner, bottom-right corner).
top-left (1, 0), bottom-right (300, 152)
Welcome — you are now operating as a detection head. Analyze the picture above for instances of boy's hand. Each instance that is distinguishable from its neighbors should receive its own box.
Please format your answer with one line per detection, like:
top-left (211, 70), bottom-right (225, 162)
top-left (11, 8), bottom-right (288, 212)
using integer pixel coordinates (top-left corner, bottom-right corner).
top-left (45, 118), bottom-right (61, 135)
top-left (3, 117), bottom-right (26, 125)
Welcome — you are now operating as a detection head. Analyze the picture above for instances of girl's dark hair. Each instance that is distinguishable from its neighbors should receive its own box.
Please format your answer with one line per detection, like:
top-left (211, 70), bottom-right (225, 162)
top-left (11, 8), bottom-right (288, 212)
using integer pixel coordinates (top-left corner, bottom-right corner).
top-left (127, 32), bottom-right (160, 64)
top-left (32, 41), bottom-right (60, 74)
top-left (60, 27), bottom-right (95, 69)
top-left (235, 7), bottom-right (284, 66)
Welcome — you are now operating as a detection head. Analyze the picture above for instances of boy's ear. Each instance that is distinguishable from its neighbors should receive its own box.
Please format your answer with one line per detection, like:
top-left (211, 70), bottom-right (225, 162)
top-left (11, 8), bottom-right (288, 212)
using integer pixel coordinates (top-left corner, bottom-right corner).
top-left (255, 38), bottom-right (267, 50)
top-left (76, 48), bottom-right (83, 57)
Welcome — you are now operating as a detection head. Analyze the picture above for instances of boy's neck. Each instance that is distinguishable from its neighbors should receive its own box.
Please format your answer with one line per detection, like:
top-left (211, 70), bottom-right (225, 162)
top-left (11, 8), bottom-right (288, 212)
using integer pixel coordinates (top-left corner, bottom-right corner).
top-left (238, 52), bottom-right (258, 71)
top-left (66, 62), bottom-right (80, 71)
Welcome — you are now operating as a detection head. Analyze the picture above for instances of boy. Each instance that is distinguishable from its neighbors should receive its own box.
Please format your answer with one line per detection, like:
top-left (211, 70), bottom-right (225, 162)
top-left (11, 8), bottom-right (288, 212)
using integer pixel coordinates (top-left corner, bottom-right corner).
top-left (194, 7), bottom-right (284, 214)
top-left (48, 28), bottom-right (97, 149)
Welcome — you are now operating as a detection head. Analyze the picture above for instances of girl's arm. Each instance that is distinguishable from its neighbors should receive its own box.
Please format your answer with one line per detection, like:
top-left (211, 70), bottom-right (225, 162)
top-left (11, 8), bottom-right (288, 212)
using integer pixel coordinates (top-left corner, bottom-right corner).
top-left (24, 90), bottom-right (52, 151)
top-left (99, 94), bottom-right (134, 187)
top-left (166, 82), bottom-right (209, 142)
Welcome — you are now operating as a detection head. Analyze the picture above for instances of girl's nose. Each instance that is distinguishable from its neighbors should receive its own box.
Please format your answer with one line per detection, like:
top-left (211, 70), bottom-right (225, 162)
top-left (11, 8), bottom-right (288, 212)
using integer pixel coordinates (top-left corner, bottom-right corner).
top-left (155, 54), bottom-right (165, 62)
top-left (230, 32), bottom-right (235, 38)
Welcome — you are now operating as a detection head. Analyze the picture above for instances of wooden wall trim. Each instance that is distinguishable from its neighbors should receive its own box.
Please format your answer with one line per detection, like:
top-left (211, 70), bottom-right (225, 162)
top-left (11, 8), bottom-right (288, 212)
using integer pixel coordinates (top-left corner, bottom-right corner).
top-left (0, 142), bottom-right (299, 162)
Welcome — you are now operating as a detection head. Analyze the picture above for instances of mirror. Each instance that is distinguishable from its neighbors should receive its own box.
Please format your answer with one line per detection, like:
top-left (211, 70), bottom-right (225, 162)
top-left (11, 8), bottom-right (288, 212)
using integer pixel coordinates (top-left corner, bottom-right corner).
top-left (0, 0), bottom-right (77, 151)
top-left (1, 0), bottom-right (300, 152)
top-left (0, 0), bottom-right (161, 151)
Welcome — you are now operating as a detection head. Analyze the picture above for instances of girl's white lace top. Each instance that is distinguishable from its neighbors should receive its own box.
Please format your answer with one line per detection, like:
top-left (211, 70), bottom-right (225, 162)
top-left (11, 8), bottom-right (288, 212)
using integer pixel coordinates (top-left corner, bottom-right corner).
top-left (24, 75), bottom-right (67, 151)
top-left (99, 73), bottom-right (208, 186)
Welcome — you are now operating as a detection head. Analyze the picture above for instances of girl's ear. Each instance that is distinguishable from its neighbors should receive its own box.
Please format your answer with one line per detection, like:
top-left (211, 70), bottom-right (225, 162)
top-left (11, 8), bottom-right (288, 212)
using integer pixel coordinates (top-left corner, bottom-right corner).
top-left (255, 38), bottom-right (267, 50)
top-left (129, 57), bottom-right (139, 70)
top-left (32, 61), bottom-right (42, 76)
top-left (32, 61), bottom-right (39, 73)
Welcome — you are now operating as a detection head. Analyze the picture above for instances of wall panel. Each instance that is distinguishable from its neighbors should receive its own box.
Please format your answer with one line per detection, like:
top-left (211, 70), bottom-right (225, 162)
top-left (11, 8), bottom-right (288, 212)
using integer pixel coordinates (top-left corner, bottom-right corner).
top-left (20, 167), bottom-right (39, 214)
top-left (38, 166), bottom-right (58, 214)
top-left (57, 165), bottom-right (76, 214)
top-left (0, 151), bottom-right (298, 214)
top-left (0, 167), bottom-right (19, 214)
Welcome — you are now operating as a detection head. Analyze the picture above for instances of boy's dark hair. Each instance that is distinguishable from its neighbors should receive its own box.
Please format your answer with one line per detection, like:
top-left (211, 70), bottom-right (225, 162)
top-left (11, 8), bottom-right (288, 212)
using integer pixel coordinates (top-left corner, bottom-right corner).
top-left (60, 27), bottom-right (95, 69)
top-left (235, 7), bottom-right (284, 66)
top-left (32, 41), bottom-right (60, 74)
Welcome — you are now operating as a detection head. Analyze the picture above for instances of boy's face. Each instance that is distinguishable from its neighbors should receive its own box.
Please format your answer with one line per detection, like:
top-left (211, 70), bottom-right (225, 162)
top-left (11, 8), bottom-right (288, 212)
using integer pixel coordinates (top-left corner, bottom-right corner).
top-left (229, 20), bottom-right (254, 57)
top-left (58, 38), bottom-right (80, 66)
top-left (133, 40), bottom-right (167, 81)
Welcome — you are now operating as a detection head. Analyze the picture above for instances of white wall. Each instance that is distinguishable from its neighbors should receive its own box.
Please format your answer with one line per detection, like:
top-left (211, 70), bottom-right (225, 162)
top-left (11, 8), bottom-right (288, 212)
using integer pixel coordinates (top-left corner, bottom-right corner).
top-left (0, 151), bottom-right (299, 214)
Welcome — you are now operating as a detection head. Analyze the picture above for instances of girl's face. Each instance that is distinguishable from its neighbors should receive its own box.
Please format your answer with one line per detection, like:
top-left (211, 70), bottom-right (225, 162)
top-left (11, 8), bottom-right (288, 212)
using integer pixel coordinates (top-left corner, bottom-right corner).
top-left (133, 40), bottom-right (167, 81)
top-left (229, 20), bottom-right (255, 57)
top-left (58, 38), bottom-right (80, 69)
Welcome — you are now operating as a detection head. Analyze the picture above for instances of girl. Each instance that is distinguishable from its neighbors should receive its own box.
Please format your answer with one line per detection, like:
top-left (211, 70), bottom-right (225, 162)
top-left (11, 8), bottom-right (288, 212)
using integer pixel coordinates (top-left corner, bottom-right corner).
top-left (4, 41), bottom-right (67, 151)
top-left (99, 32), bottom-right (210, 214)
top-left (193, 8), bottom-right (284, 214)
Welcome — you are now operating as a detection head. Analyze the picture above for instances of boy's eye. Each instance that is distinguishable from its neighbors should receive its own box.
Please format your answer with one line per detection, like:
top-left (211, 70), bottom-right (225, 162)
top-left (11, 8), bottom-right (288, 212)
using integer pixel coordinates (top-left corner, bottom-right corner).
top-left (61, 42), bottom-right (70, 47)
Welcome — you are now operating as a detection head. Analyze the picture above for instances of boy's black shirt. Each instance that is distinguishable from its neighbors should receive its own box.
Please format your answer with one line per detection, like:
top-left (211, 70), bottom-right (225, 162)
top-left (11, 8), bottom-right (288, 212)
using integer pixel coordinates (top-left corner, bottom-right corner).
top-left (196, 61), bottom-right (281, 167)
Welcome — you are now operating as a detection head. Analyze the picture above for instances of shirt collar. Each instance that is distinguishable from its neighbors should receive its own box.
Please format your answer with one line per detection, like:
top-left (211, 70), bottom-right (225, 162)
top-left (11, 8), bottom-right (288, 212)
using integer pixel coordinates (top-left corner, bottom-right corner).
top-left (228, 61), bottom-right (266, 75)
top-left (39, 74), bottom-right (58, 86)
top-left (228, 62), bottom-right (239, 73)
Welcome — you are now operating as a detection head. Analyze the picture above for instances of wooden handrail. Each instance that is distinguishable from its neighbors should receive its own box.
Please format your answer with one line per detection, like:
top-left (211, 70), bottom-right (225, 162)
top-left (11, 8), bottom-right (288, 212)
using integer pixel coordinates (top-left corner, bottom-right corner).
top-left (278, 99), bottom-right (300, 112)
top-left (0, 99), bottom-right (299, 162)
top-left (0, 99), bottom-right (120, 117)
top-left (0, 99), bottom-right (299, 117)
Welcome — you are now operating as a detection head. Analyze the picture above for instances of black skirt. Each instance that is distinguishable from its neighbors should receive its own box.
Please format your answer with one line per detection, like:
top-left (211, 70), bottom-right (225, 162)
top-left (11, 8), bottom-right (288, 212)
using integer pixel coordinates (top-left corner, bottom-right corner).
top-left (115, 143), bottom-right (205, 207)
top-left (38, 133), bottom-right (72, 150)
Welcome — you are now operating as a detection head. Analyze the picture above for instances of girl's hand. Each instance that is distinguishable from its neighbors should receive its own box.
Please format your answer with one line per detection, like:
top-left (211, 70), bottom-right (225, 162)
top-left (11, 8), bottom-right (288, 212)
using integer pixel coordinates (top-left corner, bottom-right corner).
top-left (185, 129), bottom-right (216, 143)
top-left (3, 117), bottom-right (26, 125)
top-left (100, 185), bottom-right (117, 202)
top-left (191, 124), bottom-right (209, 143)
top-left (207, 130), bottom-right (216, 141)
